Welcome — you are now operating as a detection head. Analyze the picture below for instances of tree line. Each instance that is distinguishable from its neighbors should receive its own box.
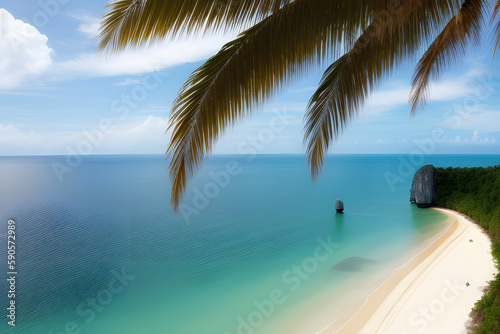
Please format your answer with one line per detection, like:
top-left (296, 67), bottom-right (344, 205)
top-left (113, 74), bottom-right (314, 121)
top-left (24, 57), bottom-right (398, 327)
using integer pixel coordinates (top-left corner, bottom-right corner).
top-left (434, 166), bottom-right (500, 334)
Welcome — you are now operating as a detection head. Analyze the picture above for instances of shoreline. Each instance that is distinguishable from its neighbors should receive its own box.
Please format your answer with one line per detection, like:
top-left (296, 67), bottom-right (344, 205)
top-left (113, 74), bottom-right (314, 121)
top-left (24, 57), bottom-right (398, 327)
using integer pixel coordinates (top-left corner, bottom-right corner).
top-left (318, 207), bottom-right (498, 334)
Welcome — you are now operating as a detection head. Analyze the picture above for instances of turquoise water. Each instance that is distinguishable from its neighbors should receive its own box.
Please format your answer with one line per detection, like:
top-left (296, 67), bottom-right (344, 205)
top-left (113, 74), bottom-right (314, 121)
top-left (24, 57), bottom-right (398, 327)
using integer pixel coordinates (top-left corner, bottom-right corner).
top-left (0, 154), bottom-right (498, 334)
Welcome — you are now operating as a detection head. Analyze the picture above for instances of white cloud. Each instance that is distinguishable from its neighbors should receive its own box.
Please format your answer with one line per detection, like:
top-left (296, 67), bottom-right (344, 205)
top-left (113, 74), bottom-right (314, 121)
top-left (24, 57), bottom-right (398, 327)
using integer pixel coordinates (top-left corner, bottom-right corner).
top-left (55, 13), bottom-right (240, 78)
top-left (472, 130), bottom-right (479, 142)
top-left (442, 130), bottom-right (498, 145)
top-left (119, 115), bottom-right (168, 137)
top-left (367, 86), bottom-right (410, 110)
top-left (93, 115), bottom-right (171, 153)
top-left (0, 123), bottom-right (45, 154)
top-left (66, 11), bottom-right (100, 39)
top-left (446, 136), bottom-right (462, 143)
top-left (0, 116), bottom-right (170, 155)
top-left (0, 9), bottom-right (53, 89)
top-left (53, 33), bottom-right (237, 78)
top-left (75, 14), bottom-right (100, 39)
top-left (373, 138), bottom-right (390, 144)
top-left (363, 70), bottom-right (483, 116)
top-left (113, 78), bottom-right (143, 86)
top-left (95, 115), bottom-right (170, 153)
top-left (424, 79), bottom-right (470, 101)
top-left (440, 110), bottom-right (500, 133)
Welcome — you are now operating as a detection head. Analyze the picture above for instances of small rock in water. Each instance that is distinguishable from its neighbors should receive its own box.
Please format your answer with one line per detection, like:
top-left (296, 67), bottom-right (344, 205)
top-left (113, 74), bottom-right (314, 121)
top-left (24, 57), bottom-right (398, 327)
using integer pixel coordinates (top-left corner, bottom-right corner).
top-left (335, 199), bottom-right (344, 213)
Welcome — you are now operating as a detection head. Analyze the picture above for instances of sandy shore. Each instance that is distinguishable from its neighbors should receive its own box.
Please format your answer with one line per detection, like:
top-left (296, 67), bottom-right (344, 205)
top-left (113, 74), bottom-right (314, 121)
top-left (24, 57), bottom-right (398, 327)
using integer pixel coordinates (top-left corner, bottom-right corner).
top-left (318, 208), bottom-right (498, 334)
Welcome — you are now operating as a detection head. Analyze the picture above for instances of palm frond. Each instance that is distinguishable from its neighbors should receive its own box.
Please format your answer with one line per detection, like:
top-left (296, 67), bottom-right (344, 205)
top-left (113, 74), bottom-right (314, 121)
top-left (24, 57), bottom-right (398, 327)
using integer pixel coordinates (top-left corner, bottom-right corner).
top-left (98, 0), bottom-right (291, 52)
top-left (167, 0), bottom-right (385, 211)
top-left (97, 0), bottom-right (424, 53)
top-left (303, 55), bottom-right (352, 179)
top-left (97, 0), bottom-right (464, 209)
top-left (410, 0), bottom-right (485, 113)
top-left (303, 0), bottom-right (460, 179)
top-left (492, 0), bottom-right (500, 58)
top-left (303, 34), bottom-right (395, 179)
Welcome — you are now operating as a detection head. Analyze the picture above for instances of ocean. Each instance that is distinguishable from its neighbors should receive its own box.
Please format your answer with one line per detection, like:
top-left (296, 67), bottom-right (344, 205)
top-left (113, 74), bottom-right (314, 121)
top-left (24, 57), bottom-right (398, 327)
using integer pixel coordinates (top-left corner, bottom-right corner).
top-left (0, 154), bottom-right (498, 334)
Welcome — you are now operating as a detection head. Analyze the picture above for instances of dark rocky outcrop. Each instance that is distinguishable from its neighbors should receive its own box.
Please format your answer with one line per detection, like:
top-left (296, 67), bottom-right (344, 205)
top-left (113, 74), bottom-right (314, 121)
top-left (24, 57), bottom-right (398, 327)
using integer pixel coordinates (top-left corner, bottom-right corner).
top-left (335, 199), bottom-right (344, 213)
top-left (410, 165), bottom-right (435, 208)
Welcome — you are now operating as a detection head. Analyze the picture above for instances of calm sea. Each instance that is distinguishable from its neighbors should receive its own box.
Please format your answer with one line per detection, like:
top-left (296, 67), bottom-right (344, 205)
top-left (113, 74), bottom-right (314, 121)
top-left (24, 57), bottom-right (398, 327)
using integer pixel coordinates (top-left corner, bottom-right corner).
top-left (0, 155), bottom-right (498, 334)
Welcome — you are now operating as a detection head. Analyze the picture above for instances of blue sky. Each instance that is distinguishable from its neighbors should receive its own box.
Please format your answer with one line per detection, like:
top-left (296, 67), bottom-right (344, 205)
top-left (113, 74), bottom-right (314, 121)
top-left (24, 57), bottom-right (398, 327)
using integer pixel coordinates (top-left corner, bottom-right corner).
top-left (0, 0), bottom-right (499, 156)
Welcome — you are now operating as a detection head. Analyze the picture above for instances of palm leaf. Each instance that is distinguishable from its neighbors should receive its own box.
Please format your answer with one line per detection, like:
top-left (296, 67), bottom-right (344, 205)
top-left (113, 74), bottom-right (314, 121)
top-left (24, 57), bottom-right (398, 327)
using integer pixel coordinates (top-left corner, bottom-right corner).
top-left (98, 0), bottom-right (291, 52)
top-left (303, 0), bottom-right (460, 179)
top-left (97, 0), bottom-right (419, 53)
top-left (98, 0), bottom-right (464, 210)
top-left (167, 0), bottom-right (391, 210)
top-left (492, 0), bottom-right (500, 58)
top-left (410, 0), bottom-right (485, 113)
top-left (303, 33), bottom-right (397, 179)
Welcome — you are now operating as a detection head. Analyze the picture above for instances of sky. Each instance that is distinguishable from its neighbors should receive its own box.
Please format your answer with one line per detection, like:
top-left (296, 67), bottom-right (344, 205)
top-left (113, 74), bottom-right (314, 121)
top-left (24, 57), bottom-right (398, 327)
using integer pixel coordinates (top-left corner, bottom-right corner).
top-left (0, 0), bottom-right (499, 157)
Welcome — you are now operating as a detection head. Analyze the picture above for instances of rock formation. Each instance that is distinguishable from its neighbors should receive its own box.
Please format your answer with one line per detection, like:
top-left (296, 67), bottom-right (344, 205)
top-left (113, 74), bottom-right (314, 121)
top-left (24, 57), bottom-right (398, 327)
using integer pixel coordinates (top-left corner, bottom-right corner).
top-left (335, 199), bottom-right (344, 213)
top-left (410, 165), bottom-right (435, 208)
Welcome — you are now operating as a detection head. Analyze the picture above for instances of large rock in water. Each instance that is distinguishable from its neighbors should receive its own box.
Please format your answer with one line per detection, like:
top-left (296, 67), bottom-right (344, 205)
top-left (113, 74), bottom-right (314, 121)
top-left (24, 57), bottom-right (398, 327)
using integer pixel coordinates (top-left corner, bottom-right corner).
top-left (410, 165), bottom-right (435, 208)
top-left (335, 199), bottom-right (344, 213)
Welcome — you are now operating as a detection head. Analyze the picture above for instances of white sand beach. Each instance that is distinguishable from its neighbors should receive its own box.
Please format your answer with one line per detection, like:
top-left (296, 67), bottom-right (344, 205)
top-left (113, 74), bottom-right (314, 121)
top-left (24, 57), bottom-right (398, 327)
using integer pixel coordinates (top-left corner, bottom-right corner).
top-left (319, 207), bottom-right (498, 334)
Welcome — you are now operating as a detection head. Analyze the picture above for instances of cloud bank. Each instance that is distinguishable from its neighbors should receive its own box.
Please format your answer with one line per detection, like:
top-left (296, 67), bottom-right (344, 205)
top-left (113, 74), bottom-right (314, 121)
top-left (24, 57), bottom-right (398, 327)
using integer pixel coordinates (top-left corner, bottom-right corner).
top-left (0, 9), bottom-right (53, 89)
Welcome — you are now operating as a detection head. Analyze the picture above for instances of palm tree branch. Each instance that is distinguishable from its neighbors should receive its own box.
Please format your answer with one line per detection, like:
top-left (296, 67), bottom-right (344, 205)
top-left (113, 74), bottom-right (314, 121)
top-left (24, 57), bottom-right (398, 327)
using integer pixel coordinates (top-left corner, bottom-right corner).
top-left (410, 0), bottom-right (485, 113)
top-left (167, 0), bottom-right (391, 210)
top-left (492, 0), bottom-right (500, 58)
top-left (303, 0), bottom-right (460, 179)
top-left (98, 0), bottom-right (293, 52)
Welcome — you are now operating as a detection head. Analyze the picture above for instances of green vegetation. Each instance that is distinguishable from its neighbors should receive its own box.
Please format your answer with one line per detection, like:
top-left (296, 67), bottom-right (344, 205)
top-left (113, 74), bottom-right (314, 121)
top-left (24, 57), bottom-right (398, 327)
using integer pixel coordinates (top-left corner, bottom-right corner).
top-left (434, 166), bottom-right (500, 334)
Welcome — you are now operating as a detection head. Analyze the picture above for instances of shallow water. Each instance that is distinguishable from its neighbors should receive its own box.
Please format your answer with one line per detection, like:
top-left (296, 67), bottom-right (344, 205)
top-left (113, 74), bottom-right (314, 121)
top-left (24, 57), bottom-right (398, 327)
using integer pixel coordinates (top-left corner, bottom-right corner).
top-left (0, 154), bottom-right (497, 334)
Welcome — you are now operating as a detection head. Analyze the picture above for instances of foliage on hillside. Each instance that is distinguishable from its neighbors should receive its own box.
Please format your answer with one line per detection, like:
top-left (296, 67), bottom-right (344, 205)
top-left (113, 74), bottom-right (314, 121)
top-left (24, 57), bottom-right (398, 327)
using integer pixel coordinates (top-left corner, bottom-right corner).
top-left (434, 166), bottom-right (500, 334)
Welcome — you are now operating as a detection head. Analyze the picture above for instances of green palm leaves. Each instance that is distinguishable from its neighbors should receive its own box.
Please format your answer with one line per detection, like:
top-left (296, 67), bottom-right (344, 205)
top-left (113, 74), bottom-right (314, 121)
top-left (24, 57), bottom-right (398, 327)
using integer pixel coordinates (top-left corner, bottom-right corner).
top-left (98, 0), bottom-right (289, 51)
top-left (410, 0), bottom-right (486, 113)
top-left (99, 0), bottom-right (497, 211)
top-left (492, 0), bottom-right (500, 57)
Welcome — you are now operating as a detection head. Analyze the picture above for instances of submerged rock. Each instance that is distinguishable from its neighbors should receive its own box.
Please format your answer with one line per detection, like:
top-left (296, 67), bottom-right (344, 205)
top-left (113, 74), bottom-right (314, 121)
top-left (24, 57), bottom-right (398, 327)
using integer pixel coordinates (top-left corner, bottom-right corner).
top-left (410, 165), bottom-right (435, 208)
top-left (331, 257), bottom-right (376, 272)
top-left (335, 199), bottom-right (344, 213)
